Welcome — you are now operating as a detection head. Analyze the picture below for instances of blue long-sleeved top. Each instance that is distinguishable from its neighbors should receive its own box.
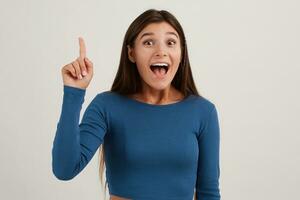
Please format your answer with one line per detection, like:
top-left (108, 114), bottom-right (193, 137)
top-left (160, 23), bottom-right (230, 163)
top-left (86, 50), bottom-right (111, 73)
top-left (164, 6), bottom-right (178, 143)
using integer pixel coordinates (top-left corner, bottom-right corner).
top-left (52, 85), bottom-right (221, 200)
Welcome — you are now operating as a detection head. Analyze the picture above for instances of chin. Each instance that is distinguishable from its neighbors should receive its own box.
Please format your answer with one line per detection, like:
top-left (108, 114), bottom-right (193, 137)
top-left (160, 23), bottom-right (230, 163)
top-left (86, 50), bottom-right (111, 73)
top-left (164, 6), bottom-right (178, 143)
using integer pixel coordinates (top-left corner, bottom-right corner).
top-left (147, 81), bottom-right (171, 91)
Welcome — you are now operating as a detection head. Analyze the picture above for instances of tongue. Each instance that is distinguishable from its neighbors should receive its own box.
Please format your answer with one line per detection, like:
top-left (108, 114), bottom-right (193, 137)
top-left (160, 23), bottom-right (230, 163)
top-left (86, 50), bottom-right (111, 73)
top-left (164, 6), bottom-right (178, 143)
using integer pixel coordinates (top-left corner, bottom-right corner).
top-left (153, 67), bottom-right (166, 77)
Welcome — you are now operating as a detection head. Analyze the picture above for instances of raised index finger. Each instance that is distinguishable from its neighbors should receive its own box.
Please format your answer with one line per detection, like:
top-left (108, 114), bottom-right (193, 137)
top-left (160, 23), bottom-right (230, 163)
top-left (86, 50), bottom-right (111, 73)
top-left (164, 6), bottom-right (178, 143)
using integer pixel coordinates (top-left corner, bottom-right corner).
top-left (78, 37), bottom-right (86, 58)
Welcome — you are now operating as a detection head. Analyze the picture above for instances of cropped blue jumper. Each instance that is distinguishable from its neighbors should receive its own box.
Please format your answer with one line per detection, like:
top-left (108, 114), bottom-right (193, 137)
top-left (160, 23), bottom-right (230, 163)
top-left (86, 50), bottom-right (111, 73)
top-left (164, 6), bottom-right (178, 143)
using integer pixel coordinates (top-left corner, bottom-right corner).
top-left (52, 85), bottom-right (221, 200)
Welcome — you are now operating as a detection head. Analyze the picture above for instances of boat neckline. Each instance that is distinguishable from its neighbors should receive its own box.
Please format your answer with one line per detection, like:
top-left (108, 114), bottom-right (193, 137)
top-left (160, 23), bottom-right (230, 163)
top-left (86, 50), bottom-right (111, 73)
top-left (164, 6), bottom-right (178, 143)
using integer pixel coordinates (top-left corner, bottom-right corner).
top-left (114, 92), bottom-right (194, 108)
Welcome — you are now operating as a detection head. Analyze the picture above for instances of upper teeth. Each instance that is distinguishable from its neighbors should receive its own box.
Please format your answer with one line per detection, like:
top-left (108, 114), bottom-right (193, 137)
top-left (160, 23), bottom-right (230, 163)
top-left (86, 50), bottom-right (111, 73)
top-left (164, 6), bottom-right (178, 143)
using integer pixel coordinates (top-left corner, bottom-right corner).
top-left (151, 63), bottom-right (168, 66)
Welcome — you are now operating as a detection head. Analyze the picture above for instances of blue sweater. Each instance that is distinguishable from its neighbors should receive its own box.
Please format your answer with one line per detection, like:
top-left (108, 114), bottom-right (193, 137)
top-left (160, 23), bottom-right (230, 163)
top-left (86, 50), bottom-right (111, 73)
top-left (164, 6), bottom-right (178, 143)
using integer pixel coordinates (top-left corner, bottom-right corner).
top-left (52, 85), bottom-right (221, 200)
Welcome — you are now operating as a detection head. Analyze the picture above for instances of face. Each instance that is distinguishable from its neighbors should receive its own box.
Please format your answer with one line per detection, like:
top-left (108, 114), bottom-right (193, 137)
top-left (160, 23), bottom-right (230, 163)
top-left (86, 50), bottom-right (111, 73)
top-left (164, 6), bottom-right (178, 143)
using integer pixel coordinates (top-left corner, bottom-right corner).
top-left (127, 22), bottom-right (182, 91)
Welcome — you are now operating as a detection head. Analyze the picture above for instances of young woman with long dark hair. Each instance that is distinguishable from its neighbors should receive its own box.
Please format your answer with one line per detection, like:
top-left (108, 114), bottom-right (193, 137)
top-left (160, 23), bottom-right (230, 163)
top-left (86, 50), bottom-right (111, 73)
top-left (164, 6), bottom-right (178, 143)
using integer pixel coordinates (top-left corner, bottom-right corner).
top-left (52, 9), bottom-right (221, 200)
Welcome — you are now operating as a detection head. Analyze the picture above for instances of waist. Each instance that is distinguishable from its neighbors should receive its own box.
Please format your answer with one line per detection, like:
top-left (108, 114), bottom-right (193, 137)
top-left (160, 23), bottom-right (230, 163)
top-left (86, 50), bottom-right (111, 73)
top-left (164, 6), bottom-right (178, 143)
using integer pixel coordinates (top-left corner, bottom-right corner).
top-left (110, 194), bottom-right (131, 200)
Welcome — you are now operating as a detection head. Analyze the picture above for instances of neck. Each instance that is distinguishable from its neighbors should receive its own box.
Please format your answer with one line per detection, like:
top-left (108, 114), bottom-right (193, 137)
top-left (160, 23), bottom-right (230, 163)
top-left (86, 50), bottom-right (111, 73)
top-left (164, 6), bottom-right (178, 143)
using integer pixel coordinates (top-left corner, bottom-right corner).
top-left (132, 82), bottom-right (184, 105)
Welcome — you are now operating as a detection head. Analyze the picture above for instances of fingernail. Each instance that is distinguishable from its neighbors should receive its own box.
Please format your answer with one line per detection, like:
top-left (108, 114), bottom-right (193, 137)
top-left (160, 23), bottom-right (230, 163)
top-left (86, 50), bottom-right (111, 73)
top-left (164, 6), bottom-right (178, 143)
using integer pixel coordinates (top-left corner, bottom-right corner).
top-left (79, 74), bottom-right (82, 79)
top-left (82, 71), bottom-right (87, 76)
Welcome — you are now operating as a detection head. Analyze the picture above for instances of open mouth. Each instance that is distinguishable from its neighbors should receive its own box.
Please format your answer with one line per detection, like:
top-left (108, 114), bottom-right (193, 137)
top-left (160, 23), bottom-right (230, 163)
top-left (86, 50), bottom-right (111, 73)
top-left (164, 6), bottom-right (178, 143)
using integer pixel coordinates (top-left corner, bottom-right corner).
top-left (150, 63), bottom-right (169, 77)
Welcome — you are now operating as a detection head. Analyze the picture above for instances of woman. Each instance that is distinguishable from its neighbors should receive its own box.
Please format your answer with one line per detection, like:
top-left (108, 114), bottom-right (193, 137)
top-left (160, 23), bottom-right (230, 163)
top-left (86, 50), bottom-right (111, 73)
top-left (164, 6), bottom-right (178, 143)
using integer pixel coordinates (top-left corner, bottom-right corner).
top-left (52, 9), bottom-right (221, 200)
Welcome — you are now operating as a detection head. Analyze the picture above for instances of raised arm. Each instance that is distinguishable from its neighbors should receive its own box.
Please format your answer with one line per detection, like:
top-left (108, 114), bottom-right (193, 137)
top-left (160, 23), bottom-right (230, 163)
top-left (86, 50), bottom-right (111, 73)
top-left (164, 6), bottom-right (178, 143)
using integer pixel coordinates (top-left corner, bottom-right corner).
top-left (51, 85), bottom-right (107, 180)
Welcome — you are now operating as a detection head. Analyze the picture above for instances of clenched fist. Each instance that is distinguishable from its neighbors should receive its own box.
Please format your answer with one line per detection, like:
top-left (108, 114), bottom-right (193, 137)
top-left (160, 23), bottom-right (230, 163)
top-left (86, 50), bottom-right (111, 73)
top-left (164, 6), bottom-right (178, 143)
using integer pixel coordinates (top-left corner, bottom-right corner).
top-left (61, 37), bottom-right (94, 90)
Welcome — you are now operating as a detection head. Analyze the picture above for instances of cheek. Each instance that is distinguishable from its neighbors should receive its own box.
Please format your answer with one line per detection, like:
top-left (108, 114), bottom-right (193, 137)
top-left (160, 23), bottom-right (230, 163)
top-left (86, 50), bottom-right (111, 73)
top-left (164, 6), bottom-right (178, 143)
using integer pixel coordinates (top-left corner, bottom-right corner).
top-left (136, 64), bottom-right (149, 74)
top-left (135, 51), bottom-right (151, 69)
top-left (171, 47), bottom-right (181, 57)
top-left (135, 58), bottom-right (149, 74)
top-left (177, 49), bottom-right (182, 59)
top-left (172, 50), bottom-right (182, 65)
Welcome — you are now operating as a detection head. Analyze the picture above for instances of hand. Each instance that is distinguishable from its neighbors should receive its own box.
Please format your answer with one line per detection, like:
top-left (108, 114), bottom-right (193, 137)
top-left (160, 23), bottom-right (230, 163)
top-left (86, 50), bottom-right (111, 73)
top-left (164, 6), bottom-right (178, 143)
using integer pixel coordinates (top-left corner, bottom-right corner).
top-left (61, 37), bottom-right (94, 90)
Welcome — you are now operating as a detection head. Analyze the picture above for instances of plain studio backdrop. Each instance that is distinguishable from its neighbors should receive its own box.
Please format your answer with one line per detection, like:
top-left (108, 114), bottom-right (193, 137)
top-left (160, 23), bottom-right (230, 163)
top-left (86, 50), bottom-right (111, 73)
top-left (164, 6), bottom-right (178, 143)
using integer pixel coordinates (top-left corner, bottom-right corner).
top-left (0, 0), bottom-right (299, 199)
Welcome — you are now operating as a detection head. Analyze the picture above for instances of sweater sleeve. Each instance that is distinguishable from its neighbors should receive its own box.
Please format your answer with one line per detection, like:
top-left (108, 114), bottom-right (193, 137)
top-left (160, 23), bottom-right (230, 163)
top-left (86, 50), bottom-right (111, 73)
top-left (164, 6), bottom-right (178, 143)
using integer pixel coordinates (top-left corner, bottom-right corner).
top-left (51, 85), bottom-right (108, 180)
top-left (195, 104), bottom-right (221, 200)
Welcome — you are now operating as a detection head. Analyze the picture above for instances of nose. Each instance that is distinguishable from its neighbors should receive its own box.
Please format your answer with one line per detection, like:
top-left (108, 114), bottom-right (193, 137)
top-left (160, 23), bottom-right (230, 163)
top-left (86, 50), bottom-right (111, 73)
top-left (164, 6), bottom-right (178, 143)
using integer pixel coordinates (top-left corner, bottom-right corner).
top-left (155, 50), bottom-right (167, 57)
top-left (154, 43), bottom-right (167, 57)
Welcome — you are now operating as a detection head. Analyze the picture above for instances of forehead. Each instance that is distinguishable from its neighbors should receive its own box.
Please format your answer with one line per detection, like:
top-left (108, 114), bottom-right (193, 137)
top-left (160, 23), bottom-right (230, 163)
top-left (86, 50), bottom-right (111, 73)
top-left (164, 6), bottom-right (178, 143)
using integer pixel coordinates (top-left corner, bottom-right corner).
top-left (137, 22), bottom-right (179, 40)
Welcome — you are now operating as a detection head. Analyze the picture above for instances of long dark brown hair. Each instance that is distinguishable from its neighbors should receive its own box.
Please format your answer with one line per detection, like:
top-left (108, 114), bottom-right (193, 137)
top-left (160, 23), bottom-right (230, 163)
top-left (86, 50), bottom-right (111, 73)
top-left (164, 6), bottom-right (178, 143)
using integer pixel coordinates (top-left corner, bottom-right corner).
top-left (98, 8), bottom-right (201, 200)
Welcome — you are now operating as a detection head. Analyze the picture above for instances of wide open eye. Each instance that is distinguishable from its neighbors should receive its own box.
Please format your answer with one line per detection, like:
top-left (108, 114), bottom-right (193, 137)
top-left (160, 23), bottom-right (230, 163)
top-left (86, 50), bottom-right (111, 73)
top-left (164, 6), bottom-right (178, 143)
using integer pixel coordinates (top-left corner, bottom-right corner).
top-left (143, 40), bottom-right (154, 46)
top-left (168, 40), bottom-right (176, 46)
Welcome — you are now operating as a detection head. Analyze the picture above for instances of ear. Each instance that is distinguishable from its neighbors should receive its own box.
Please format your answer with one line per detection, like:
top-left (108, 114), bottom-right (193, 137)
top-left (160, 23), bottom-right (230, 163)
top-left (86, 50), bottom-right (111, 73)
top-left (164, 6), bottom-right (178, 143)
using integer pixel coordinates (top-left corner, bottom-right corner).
top-left (127, 45), bottom-right (135, 63)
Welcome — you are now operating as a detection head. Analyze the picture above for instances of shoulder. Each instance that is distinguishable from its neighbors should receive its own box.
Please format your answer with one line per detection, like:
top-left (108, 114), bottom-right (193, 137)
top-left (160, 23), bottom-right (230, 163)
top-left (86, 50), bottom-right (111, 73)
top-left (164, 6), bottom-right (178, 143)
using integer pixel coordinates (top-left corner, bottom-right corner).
top-left (90, 90), bottom-right (124, 108)
top-left (189, 94), bottom-right (217, 114)
top-left (90, 90), bottom-right (114, 104)
top-left (94, 90), bottom-right (113, 100)
top-left (191, 95), bottom-right (220, 137)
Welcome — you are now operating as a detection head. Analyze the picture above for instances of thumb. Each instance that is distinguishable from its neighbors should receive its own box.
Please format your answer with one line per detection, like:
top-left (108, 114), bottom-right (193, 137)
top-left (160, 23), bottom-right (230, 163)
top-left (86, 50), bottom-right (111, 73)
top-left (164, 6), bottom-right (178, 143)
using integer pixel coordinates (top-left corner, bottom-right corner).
top-left (84, 57), bottom-right (93, 69)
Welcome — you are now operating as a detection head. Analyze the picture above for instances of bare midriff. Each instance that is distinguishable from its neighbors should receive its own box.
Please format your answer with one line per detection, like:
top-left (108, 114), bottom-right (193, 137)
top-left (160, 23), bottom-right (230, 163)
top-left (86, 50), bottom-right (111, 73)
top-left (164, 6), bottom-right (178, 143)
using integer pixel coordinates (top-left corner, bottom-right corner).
top-left (110, 194), bottom-right (131, 200)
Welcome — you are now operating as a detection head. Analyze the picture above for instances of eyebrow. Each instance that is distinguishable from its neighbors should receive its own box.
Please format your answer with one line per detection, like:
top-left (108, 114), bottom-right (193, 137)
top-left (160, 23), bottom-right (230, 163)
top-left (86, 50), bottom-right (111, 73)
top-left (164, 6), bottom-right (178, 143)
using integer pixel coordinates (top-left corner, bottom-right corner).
top-left (139, 31), bottom-right (179, 40)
